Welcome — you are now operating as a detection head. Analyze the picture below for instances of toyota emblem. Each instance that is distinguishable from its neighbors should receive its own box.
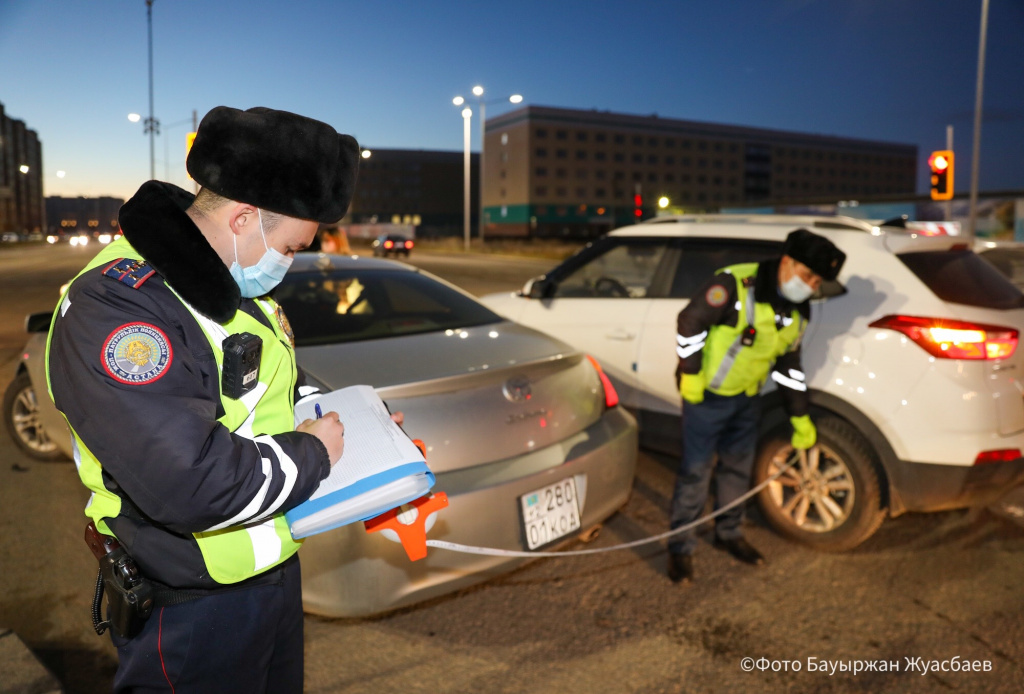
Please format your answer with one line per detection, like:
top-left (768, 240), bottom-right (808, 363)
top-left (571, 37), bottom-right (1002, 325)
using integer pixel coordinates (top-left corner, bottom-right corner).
top-left (502, 376), bottom-right (532, 403)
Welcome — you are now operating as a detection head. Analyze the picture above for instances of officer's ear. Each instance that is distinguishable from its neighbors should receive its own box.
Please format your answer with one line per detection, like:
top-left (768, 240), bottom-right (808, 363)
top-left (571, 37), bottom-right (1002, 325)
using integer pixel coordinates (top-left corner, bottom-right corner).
top-left (227, 203), bottom-right (259, 237)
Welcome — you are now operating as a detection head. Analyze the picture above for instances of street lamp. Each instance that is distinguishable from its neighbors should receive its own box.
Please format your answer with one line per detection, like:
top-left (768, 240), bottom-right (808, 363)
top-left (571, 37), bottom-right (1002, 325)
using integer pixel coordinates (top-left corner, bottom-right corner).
top-left (457, 86), bottom-right (523, 244)
top-left (451, 99), bottom-right (473, 252)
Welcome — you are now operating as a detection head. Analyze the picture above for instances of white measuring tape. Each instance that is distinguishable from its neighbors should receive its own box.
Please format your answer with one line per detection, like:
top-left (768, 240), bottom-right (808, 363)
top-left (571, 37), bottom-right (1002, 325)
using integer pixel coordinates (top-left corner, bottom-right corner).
top-left (423, 451), bottom-right (802, 558)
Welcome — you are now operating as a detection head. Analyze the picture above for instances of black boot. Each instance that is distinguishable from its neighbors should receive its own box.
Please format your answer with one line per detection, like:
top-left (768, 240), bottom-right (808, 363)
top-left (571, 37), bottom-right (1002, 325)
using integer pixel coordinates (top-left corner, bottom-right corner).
top-left (713, 537), bottom-right (765, 566)
top-left (667, 553), bottom-right (694, 583)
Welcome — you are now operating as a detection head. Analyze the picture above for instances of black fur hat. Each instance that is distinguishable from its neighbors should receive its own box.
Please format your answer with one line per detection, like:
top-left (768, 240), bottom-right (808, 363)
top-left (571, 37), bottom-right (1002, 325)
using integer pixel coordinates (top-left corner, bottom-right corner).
top-left (186, 106), bottom-right (359, 223)
top-left (782, 228), bottom-right (846, 281)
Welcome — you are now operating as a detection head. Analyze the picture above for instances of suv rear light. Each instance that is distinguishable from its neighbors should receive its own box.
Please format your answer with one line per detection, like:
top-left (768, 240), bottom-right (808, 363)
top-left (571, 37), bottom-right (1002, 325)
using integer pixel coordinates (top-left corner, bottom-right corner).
top-left (869, 315), bottom-right (1018, 360)
top-left (585, 355), bottom-right (619, 408)
top-left (405, 240), bottom-right (414, 249)
top-left (974, 449), bottom-right (1022, 465)
top-left (384, 240), bottom-right (394, 249)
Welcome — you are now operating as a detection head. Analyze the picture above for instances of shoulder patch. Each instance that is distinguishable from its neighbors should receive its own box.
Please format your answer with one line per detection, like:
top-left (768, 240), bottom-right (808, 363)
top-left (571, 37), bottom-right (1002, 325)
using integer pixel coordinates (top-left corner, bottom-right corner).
top-left (705, 284), bottom-right (728, 307)
top-left (103, 258), bottom-right (156, 289)
top-left (102, 323), bottom-right (173, 385)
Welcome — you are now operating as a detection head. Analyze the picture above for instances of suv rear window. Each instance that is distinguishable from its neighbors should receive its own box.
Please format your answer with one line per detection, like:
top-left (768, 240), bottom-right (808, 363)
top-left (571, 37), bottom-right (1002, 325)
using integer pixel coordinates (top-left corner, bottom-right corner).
top-left (898, 250), bottom-right (1024, 309)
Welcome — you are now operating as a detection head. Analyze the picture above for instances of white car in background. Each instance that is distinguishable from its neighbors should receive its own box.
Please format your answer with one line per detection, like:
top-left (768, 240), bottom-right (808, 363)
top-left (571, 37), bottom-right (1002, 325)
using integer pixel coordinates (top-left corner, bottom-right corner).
top-left (481, 214), bottom-right (1024, 551)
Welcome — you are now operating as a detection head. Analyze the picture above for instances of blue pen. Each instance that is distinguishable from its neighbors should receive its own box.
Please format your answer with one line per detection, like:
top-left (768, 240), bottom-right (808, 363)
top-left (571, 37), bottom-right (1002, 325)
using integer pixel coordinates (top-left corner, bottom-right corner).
top-left (315, 403), bottom-right (323, 419)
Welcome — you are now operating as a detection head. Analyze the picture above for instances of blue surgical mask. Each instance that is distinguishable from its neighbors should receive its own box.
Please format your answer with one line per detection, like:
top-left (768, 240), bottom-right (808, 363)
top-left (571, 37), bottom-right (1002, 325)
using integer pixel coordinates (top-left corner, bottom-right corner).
top-left (780, 274), bottom-right (815, 303)
top-left (229, 208), bottom-right (293, 298)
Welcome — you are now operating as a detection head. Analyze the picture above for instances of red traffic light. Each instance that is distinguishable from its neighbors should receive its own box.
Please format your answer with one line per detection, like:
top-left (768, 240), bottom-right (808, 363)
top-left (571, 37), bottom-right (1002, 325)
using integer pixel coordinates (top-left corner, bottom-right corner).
top-left (928, 150), bottom-right (954, 201)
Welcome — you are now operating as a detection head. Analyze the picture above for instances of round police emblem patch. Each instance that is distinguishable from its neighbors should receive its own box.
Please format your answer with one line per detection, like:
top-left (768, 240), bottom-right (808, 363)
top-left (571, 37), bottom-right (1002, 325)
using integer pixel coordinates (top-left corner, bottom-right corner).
top-left (705, 284), bottom-right (728, 307)
top-left (101, 323), bottom-right (173, 385)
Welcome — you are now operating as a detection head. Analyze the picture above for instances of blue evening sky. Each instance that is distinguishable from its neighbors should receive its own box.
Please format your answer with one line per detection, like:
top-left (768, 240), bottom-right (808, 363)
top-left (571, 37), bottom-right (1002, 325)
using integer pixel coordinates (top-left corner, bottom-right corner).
top-left (1, 0), bottom-right (1022, 202)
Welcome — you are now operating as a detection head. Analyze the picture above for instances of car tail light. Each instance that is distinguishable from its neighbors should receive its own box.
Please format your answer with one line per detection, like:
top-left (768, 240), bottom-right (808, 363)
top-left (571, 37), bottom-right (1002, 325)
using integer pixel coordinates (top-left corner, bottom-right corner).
top-left (869, 315), bottom-right (1018, 360)
top-left (585, 355), bottom-right (619, 408)
top-left (384, 240), bottom-right (394, 249)
top-left (405, 240), bottom-right (414, 249)
top-left (974, 449), bottom-right (1022, 465)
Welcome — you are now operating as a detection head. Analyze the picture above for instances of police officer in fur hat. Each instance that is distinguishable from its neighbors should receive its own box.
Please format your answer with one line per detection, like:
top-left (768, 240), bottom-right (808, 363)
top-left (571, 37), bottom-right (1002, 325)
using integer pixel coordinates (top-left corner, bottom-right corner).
top-left (667, 228), bottom-right (846, 583)
top-left (47, 106), bottom-right (375, 691)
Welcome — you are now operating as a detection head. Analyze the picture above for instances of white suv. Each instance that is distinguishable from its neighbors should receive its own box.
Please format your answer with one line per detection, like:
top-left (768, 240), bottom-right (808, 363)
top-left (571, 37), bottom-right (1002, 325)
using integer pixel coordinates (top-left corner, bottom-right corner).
top-left (482, 214), bottom-right (1024, 550)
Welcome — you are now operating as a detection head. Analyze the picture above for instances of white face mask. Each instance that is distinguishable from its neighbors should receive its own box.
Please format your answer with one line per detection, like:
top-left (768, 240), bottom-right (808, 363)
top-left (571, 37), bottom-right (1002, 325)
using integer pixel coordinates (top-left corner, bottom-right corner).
top-left (229, 208), bottom-right (293, 298)
top-left (780, 274), bottom-right (815, 303)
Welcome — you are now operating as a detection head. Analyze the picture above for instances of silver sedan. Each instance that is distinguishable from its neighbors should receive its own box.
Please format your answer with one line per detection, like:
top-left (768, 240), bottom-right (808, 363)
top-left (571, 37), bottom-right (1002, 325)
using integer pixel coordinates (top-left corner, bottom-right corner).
top-left (4, 253), bottom-right (638, 617)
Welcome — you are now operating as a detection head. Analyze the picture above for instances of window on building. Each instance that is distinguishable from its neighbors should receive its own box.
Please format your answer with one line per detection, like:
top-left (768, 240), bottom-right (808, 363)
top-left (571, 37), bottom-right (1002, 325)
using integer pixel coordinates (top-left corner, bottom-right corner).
top-left (614, 153), bottom-right (625, 162)
top-left (556, 149), bottom-right (568, 159)
top-left (648, 137), bottom-right (658, 147)
top-left (536, 128), bottom-right (548, 138)
top-left (614, 134), bottom-right (625, 144)
top-left (595, 151), bottom-right (607, 161)
top-left (535, 167), bottom-right (548, 177)
top-left (596, 133), bottom-right (607, 143)
top-left (632, 153), bottom-right (642, 163)
top-left (556, 187), bottom-right (567, 196)
top-left (535, 186), bottom-right (548, 196)
top-left (556, 168), bottom-right (567, 179)
top-left (536, 148), bottom-right (548, 157)
top-left (576, 150), bottom-right (587, 160)
top-left (576, 187), bottom-right (587, 197)
top-left (577, 132), bottom-right (588, 142)
top-left (595, 187), bottom-right (607, 198)
top-left (556, 130), bottom-right (568, 140)
top-left (648, 155), bottom-right (658, 164)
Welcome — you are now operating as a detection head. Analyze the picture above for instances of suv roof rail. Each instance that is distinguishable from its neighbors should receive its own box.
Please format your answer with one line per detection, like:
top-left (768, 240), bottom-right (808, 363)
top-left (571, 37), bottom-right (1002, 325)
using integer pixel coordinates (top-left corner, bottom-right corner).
top-left (635, 213), bottom-right (875, 233)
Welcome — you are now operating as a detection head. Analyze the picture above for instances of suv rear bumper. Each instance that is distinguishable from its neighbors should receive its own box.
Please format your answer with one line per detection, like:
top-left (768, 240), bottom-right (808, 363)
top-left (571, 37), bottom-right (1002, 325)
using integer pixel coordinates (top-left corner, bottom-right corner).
top-left (889, 457), bottom-right (1024, 513)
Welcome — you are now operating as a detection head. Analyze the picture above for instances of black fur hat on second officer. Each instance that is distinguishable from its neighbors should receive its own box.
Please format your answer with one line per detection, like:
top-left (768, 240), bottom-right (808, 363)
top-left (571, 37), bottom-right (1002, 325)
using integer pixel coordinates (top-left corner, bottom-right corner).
top-left (782, 228), bottom-right (846, 281)
top-left (186, 106), bottom-right (360, 224)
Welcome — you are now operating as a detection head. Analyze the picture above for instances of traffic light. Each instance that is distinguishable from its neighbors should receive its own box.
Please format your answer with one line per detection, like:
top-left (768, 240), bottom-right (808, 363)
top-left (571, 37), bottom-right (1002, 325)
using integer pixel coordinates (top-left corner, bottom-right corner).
top-left (928, 150), bottom-right (954, 201)
top-left (633, 192), bottom-right (643, 220)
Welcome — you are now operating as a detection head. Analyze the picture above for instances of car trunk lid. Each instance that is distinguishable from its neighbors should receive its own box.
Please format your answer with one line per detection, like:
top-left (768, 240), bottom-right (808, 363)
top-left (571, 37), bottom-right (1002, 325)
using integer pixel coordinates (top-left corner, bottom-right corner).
top-left (296, 322), bottom-right (610, 472)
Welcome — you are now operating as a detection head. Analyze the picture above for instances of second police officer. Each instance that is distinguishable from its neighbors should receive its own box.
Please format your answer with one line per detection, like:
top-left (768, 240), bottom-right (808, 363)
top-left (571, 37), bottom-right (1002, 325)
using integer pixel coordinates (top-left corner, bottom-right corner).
top-left (668, 229), bottom-right (846, 583)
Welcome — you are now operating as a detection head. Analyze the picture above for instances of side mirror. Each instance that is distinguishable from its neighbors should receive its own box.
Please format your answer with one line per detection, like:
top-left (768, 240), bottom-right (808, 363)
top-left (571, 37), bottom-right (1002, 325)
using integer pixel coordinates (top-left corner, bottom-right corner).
top-left (523, 276), bottom-right (555, 299)
top-left (25, 312), bottom-right (52, 333)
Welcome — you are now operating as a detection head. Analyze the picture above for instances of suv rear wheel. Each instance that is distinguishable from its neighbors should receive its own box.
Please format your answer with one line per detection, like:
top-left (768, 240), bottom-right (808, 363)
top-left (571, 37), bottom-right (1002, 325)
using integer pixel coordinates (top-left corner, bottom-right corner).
top-left (754, 415), bottom-right (886, 551)
top-left (3, 371), bottom-right (65, 461)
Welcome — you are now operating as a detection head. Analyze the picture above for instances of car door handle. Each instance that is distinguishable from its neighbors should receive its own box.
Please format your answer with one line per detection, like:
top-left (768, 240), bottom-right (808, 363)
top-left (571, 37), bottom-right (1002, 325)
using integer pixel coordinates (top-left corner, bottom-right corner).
top-left (605, 329), bottom-right (636, 341)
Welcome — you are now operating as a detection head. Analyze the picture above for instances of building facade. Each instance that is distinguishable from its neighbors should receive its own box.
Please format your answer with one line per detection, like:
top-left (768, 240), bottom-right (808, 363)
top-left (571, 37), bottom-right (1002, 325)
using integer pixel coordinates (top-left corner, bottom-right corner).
top-left (0, 101), bottom-right (45, 236)
top-left (349, 148), bottom-right (478, 238)
top-left (484, 105), bottom-right (918, 238)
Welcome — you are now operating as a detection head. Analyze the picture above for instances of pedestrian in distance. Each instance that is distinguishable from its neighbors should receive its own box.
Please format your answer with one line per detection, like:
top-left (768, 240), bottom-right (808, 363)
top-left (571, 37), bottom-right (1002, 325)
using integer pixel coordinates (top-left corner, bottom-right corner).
top-left (667, 228), bottom-right (846, 583)
top-left (47, 106), bottom-right (363, 692)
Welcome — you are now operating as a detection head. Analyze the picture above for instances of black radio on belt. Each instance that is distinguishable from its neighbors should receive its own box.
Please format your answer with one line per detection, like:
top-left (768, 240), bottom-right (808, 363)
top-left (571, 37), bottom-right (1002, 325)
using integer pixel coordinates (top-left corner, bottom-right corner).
top-left (222, 332), bottom-right (262, 399)
top-left (741, 326), bottom-right (757, 346)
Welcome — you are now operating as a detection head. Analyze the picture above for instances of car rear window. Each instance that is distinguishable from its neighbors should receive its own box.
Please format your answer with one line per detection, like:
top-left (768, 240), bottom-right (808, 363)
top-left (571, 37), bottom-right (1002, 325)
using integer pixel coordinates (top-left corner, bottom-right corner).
top-left (898, 249), bottom-right (1024, 309)
top-left (275, 268), bottom-right (502, 346)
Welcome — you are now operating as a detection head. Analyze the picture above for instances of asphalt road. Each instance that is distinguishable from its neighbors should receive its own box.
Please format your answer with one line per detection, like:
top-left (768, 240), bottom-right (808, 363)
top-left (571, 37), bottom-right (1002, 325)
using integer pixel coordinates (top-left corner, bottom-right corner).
top-left (3, 242), bottom-right (1024, 693)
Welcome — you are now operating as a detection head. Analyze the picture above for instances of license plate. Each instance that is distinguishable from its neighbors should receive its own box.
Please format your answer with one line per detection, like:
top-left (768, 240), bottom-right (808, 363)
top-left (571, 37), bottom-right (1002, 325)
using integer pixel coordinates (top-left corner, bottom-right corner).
top-left (519, 477), bottom-right (582, 550)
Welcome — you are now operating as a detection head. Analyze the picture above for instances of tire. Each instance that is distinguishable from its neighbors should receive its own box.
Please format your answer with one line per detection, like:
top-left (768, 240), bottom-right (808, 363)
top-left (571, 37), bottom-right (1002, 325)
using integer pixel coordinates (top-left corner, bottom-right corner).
top-left (754, 415), bottom-right (886, 552)
top-left (3, 371), bottom-right (66, 461)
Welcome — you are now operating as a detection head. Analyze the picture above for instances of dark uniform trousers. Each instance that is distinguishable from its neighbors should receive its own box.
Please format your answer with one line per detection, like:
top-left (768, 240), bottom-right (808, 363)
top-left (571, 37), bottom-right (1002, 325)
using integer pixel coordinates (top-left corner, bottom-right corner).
top-left (111, 555), bottom-right (303, 693)
top-left (668, 391), bottom-right (761, 556)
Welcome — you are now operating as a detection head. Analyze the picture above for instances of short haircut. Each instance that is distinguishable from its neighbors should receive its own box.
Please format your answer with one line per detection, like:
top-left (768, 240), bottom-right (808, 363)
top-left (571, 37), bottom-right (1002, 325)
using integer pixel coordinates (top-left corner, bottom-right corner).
top-left (190, 187), bottom-right (282, 231)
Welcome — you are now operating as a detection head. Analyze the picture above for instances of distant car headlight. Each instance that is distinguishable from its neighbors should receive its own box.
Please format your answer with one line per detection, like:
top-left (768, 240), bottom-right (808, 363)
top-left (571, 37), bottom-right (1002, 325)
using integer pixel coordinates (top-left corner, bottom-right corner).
top-left (98, 234), bottom-right (112, 244)
top-left (47, 235), bottom-right (58, 244)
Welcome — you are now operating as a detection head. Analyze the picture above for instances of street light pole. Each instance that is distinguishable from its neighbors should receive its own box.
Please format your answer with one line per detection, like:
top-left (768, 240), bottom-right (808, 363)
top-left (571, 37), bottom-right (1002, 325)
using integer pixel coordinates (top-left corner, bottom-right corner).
top-left (967, 0), bottom-right (989, 239)
top-left (462, 107), bottom-right (472, 252)
top-left (469, 87), bottom-right (523, 245)
top-left (144, 0), bottom-right (160, 181)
